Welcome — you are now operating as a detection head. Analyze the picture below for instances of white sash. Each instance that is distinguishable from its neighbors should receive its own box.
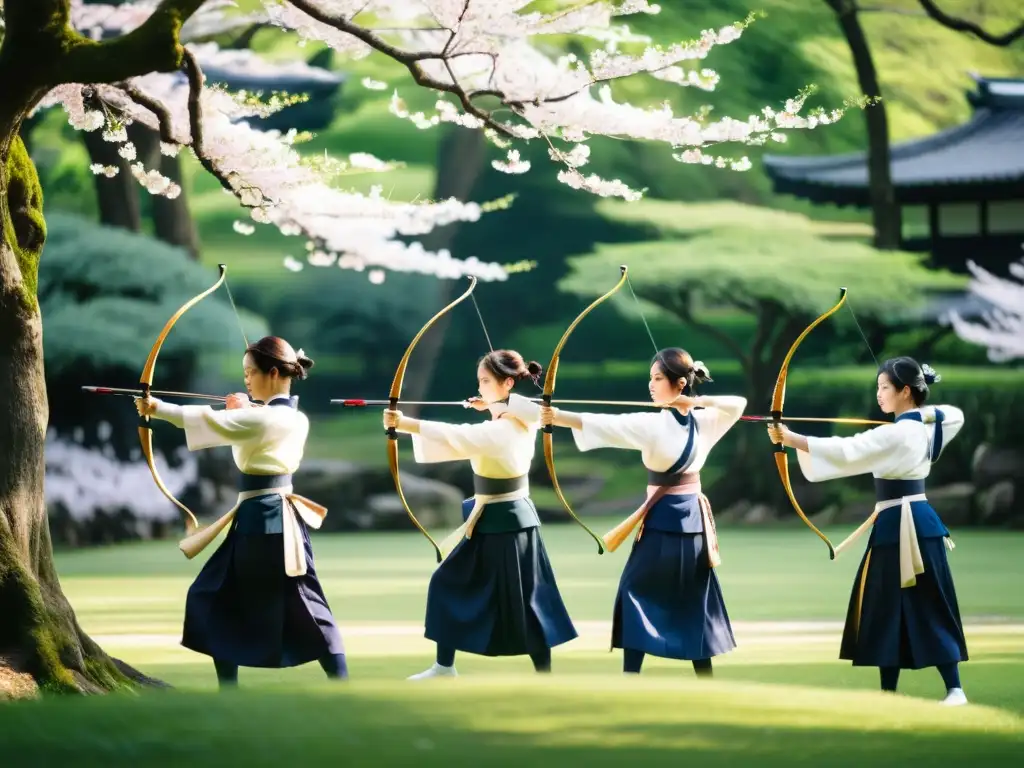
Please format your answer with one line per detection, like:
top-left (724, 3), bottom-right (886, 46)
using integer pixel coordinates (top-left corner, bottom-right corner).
top-left (834, 492), bottom-right (952, 588)
top-left (178, 484), bottom-right (327, 577)
top-left (437, 487), bottom-right (531, 560)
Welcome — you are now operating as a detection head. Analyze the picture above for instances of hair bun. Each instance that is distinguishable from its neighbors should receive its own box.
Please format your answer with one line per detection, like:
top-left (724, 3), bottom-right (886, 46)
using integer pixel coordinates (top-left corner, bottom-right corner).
top-left (525, 360), bottom-right (543, 379)
top-left (692, 360), bottom-right (713, 384)
top-left (921, 363), bottom-right (940, 385)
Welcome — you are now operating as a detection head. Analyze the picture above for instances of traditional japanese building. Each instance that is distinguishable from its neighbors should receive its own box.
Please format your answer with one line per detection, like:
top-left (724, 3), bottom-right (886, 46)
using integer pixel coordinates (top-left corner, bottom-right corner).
top-left (763, 75), bottom-right (1024, 277)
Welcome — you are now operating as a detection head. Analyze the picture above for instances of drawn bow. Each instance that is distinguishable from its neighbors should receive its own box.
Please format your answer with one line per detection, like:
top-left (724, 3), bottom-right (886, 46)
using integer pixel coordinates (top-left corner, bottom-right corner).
top-left (542, 265), bottom-right (631, 554)
top-left (387, 276), bottom-right (479, 563)
top-left (770, 287), bottom-right (855, 559)
top-left (137, 264), bottom-right (236, 536)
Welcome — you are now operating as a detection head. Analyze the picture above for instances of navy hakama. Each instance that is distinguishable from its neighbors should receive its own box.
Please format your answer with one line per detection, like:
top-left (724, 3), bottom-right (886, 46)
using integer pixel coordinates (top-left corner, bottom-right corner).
top-left (611, 411), bottom-right (735, 661)
top-left (613, 526), bottom-right (735, 660)
top-left (839, 480), bottom-right (968, 670)
top-left (182, 489), bottom-right (345, 668)
top-left (424, 496), bottom-right (577, 657)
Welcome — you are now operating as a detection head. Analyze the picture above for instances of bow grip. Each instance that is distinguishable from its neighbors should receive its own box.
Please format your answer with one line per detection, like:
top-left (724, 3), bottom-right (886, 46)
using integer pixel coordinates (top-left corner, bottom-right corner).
top-left (770, 411), bottom-right (782, 454)
top-left (541, 393), bottom-right (553, 435)
top-left (386, 396), bottom-right (399, 439)
top-left (138, 382), bottom-right (153, 431)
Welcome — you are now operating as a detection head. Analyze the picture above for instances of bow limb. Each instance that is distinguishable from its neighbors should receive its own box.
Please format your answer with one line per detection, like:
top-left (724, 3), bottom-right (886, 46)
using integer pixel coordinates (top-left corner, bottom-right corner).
top-left (139, 264), bottom-right (228, 535)
top-left (542, 266), bottom-right (630, 554)
top-left (770, 287), bottom-right (849, 559)
top-left (387, 276), bottom-right (477, 563)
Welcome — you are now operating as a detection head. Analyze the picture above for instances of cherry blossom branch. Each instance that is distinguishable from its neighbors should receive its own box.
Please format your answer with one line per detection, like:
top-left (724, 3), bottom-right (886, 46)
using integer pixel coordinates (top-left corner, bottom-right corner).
top-left (914, 0), bottom-right (1024, 46)
top-left (180, 46), bottom-right (272, 207)
top-left (284, 0), bottom-right (515, 137)
top-left (114, 82), bottom-right (178, 145)
top-left (284, 0), bottom-right (444, 62)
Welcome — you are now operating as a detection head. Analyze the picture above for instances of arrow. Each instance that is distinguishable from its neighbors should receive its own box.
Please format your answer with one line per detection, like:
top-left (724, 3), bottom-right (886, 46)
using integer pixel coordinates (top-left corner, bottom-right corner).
top-left (83, 385), bottom-right (228, 402)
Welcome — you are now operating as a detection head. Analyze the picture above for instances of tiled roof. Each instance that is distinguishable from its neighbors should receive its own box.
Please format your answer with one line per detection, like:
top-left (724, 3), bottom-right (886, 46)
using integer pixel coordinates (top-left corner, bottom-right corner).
top-left (763, 76), bottom-right (1024, 205)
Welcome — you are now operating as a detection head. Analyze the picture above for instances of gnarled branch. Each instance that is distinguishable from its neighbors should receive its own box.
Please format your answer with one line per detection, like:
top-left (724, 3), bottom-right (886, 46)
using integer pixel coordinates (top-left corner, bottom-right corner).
top-left (114, 83), bottom-right (179, 146)
top-left (914, 0), bottom-right (1024, 46)
top-left (286, 0), bottom-right (517, 137)
top-left (180, 47), bottom-right (271, 208)
top-left (59, 0), bottom-right (209, 85)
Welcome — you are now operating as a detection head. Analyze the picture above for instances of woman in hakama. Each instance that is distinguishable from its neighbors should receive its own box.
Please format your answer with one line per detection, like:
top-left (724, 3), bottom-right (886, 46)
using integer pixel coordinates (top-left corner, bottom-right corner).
top-left (383, 349), bottom-right (577, 679)
top-left (541, 348), bottom-right (747, 676)
top-left (767, 356), bottom-right (968, 705)
top-left (136, 336), bottom-right (347, 687)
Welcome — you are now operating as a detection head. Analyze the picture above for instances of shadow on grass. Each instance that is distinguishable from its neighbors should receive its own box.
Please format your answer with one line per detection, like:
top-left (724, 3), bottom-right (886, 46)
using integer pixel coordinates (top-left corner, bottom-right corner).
top-left (1, 661), bottom-right (1022, 767)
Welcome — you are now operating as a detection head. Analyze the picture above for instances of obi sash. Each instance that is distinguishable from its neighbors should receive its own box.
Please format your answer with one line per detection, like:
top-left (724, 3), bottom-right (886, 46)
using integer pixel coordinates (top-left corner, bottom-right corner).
top-left (833, 477), bottom-right (953, 589)
top-left (178, 471), bottom-right (327, 578)
top-left (437, 473), bottom-right (530, 559)
top-left (604, 412), bottom-right (721, 566)
top-left (832, 410), bottom-right (952, 588)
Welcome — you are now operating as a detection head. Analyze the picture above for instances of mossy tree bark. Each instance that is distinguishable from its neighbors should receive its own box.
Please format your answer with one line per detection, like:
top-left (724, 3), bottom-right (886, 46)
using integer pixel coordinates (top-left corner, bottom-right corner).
top-left (0, 0), bottom-right (207, 697)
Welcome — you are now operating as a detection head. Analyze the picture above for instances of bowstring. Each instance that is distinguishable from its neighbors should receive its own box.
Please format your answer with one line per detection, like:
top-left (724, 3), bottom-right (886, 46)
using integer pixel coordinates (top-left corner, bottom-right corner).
top-left (625, 272), bottom-right (660, 356)
top-left (844, 300), bottom-right (879, 368)
top-left (222, 272), bottom-right (250, 349)
top-left (469, 291), bottom-right (494, 353)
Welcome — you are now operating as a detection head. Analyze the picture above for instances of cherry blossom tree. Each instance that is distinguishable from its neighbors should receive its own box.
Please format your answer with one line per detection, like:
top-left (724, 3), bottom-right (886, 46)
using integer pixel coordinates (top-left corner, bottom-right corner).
top-left (949, 252), bottom-right (1024, 362)
top-left (0, 0), bottom-right (853, 696)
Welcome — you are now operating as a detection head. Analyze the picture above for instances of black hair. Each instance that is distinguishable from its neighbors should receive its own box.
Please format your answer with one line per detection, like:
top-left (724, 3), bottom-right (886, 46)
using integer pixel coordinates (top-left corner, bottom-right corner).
top-left (651, 348), bottom-right (712, 395)
top-left (878, 356), bottom-right (940, 407)
top-left (245, 336), bottom-right (314, 381)
top-left (478, 349), bottom-right (542, 387)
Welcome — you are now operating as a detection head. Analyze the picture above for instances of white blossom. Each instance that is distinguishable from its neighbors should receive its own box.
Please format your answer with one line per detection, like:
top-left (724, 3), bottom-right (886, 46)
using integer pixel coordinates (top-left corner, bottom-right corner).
top-left (43, 0), bottom-right (852, 283)
top-left (492, 149), bottom-right (531, 174)
top-left (44, 427), bottom-right (198, 524)
top-left (89, 164), bottom-right (120, 178)
top-left (949, 255), bottom-right (1024, 362)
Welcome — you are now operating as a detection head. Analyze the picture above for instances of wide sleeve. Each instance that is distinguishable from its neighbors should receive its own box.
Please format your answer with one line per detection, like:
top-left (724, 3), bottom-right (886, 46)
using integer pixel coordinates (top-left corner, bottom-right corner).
top-left (571, 411), bottom-right (660, 453)
top-left (411, 418), bottom-right (518, 464)
top-left (178, 404), bottom-right (267, 451)
top-left (795, 423), bottom-right (911, 482)
top-left (150, 399), bottom-right (184, 427)
top-left (927, 404), bottom-right (965, 458)
top-left (504, 392), bottom-right (541, 426)
top-left (693, 396), bottom-right (747, 446)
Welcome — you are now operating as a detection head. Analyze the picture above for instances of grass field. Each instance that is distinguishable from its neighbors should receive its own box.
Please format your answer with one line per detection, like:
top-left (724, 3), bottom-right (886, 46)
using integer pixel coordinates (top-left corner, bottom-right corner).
top-left (2, 523), bottom-right (1022, 764)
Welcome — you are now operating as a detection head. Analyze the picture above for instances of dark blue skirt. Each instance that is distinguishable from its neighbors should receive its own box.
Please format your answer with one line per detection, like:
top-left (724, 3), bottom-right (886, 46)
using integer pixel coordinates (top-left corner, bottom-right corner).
top-left (840, 536), bottom-right (968, 669)
top-left (181, 496), bottom-right (345, 668)
top-left (424, 526), bottom-right (578, 656)
top-left (612, 529), bottom-right (736, 660)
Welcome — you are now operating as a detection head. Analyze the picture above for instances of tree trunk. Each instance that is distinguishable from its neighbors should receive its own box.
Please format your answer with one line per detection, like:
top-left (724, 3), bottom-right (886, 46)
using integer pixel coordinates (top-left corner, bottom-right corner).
top-left (81, 128), bottom-right (142, 232)
top-left (0, 134), bottom-right (164, 698)
top-left (827, 0), bottom-right (901, 250)
top-left (399, 127), bottom-right (487, 416)
top-left (133, 123), bottom-right (200, 259)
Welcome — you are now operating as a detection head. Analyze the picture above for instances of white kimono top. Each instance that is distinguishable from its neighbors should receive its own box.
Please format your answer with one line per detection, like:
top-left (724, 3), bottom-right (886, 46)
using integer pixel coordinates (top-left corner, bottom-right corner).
top-left (569, 397), bottom-right (747, 534)
top-left (151, 394), bottom-right (325, 576)
top-left (795, 404), bottom-right (965, 587)
top-left (407, 393), bottom-right (542, 554)
top-left (410, 392), bottom-right (540, 481)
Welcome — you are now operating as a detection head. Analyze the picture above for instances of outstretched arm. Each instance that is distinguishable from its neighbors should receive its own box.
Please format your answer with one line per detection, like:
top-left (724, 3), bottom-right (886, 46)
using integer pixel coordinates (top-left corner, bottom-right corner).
top-left (540, 406), bottom-right (583, 431)
top-left (138, 393), bottom-right (264, 450)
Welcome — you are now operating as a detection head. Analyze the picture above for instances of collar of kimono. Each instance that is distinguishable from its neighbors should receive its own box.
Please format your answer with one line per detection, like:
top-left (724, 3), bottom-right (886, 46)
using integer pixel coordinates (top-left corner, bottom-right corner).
top-left (387, 276), bottom-right (479, 563)
top-left (541, 265), bottom-right (631, 555)
top-left (139, 264), bottom-right (233, 536)
top-left (769, 287), bottom-right (851, 560)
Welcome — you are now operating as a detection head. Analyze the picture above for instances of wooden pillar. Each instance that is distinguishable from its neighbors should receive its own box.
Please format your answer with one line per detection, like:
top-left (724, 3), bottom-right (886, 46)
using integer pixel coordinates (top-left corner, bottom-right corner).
top-left (927, 201), bottom-right (940, 268)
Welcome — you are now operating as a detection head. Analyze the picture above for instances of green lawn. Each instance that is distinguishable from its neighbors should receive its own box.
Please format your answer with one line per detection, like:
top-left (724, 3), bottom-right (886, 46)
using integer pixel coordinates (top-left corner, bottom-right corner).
top-left (2, 524), bottom-right (1022, 763)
